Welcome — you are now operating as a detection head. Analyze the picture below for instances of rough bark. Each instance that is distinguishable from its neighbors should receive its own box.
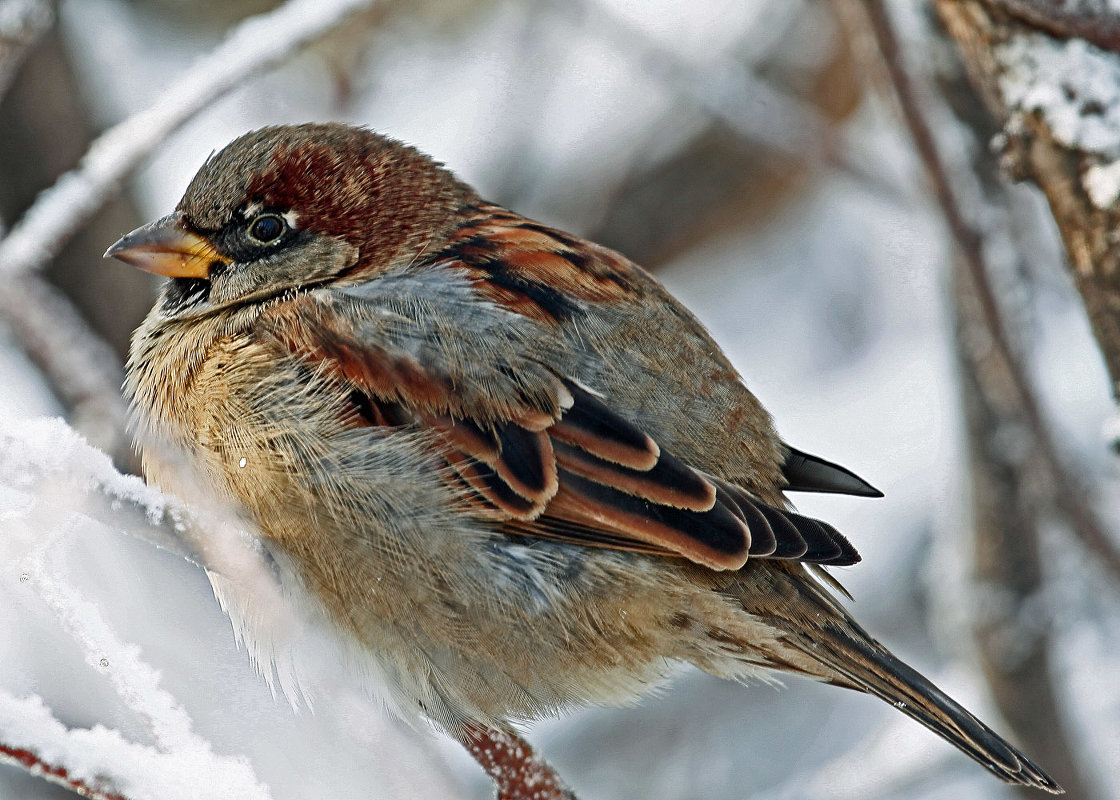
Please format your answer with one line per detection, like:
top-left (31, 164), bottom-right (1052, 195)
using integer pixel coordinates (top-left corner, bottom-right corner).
top-left (850, 3), bottom-right (1106, 796)
top-left (937, 0), bottom-right (1120, 406)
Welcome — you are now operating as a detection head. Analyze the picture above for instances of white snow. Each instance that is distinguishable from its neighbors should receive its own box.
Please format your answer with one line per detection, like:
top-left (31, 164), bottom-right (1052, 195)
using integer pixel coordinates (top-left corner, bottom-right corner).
top-left (0, 417), bottom-right (466, 799)
top-left (999, 34), bottom-right (1120, 157)
top-left (1083, 159), bottom-right (1120, 208)
top-left (998, 32), bottom-right (1120, 208)
top-left (0, 691), bottom-right (271, 800)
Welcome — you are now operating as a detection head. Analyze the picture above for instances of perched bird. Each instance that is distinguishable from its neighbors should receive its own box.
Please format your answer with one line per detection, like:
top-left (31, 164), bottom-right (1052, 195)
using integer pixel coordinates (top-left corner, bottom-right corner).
top-left (107, 123), bottom-right (1061, 796)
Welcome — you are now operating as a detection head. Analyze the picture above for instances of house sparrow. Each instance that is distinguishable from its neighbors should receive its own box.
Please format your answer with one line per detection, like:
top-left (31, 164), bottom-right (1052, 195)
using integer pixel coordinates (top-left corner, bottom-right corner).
top-left (107, 123), bottom-right (1060, 796)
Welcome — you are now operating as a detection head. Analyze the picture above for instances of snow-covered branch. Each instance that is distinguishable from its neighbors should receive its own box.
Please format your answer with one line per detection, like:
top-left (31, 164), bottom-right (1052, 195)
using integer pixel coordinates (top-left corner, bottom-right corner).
top-left (0, 418), bottom-right (200, 566)
top-left (0, 0), bottom-right (379, 282)
top-left (0, 420), bottom-right (282, 799)
top-left (0, 416), bottom-right (468, 798)
top-left (0, 690), bottom-right (272, 800)
top-left (937, 0), bottom-right (1120, 405)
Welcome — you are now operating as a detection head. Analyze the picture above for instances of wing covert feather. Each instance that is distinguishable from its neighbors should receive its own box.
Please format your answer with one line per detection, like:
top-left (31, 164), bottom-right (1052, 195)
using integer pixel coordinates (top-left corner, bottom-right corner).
top-left (261, 284), bottom-right (858, 571)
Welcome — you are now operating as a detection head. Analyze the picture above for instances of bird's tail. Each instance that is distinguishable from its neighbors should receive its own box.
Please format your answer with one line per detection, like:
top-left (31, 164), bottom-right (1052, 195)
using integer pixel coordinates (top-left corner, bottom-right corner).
top-left (731, 563), bottom-right (1063, 793)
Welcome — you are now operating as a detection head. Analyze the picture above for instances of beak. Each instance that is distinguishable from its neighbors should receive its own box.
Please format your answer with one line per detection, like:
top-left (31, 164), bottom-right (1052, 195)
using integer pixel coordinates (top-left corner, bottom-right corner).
top-left (104, 214), bottom-right (229, 279)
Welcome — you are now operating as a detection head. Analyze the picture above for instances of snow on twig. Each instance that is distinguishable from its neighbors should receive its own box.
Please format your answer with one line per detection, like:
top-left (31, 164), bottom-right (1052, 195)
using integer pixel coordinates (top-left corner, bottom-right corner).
top-left (0, 0), bottom-right (380, 280)
top-left (0, 690), bottom-right (272, 800)
top-left (0, 417), bottom-right (461, 797)
top-left (11, 556), bottom-right (273, 798)
top-left (0, 417), bottom-right (322, 706)
top-left (0, 417), bottom-right (200, 566)
top-left (998, 31), bottom-right (1120, 206)
top-left (0, 418), bottom-right (291, 797)
top-left (22, 557), bottom-right (201, 752)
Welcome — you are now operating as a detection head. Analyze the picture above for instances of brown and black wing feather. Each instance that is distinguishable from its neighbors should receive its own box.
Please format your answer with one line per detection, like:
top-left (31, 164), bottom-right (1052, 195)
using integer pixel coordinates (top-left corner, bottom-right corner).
top-left (260, 207), bottom-right (1059, 792)
top-left (428, 378), bottom-right (860, 571)
top-left (265, 293), bottom-right (857, 571)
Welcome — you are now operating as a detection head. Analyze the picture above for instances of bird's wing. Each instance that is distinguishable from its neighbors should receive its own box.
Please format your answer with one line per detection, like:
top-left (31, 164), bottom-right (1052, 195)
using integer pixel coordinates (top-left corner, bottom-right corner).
top-left (259, 275), bottom-right (858, 572)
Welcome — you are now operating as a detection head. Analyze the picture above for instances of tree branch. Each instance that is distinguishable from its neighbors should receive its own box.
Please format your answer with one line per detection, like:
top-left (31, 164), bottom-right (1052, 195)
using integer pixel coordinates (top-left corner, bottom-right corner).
top-left (938, 0), bottom-right (1120, 407)
top-left (0, 0), bottom-right (381, 282)
top-left (851, 0), bottom-right (1120, 587)
top-left (0, 276), bottom-right (132, 466)
top-left (0, 688), bottom-right (273, 800)
top-left (848, 2), bottom-right (1107, 794)
top-left (0, 732), bottom-right (129, 800)
top-left (986, 0), bottom-right (1120, 53)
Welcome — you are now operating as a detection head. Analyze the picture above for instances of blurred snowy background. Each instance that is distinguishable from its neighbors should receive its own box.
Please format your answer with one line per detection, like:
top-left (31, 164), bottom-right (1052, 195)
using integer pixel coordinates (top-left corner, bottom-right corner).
top-left (1, 0), bottom-right (1119, 798)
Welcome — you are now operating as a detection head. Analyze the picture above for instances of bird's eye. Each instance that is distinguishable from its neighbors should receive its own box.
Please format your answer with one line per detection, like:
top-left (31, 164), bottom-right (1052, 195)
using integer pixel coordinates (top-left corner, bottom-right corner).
top-left (247, 213), bottom-right (286, 245)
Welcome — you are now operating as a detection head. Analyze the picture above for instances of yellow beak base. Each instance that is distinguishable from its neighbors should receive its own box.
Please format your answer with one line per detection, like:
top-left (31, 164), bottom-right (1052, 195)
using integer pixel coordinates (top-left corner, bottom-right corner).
top-left (104, 214), bottom-right (227, 279)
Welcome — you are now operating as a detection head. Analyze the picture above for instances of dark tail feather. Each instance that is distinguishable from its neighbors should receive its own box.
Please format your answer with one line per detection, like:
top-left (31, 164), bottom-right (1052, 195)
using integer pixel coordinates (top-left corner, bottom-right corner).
top-left (807, 621), bottom-right (1061, 792)
top-left (750, 568), bottom-right (1063, 793)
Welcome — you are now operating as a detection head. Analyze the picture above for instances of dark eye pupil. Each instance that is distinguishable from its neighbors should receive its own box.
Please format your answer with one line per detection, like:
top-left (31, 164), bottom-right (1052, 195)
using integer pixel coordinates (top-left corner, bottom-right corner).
top-left (250, 215), bottom-right (283, 243)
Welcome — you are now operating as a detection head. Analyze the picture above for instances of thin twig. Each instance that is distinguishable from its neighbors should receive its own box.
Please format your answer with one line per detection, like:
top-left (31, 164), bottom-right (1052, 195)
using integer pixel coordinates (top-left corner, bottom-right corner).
top-left (854, 0), bottom-right (1120, 586)
top-left (549, 0), bottom-right (901, 200)
top-left (0, 275), bottom-right (131, 464)
top-left (0, 739), bottom-right (128, 800)
top-left (0, 0), bottom-right (380, 281)
top-left (462, 725), bottom-right (578, 800)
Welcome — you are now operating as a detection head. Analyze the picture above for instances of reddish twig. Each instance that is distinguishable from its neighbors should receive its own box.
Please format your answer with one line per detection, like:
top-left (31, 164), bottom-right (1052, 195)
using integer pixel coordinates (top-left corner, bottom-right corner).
top-left (462, 725), bottom-right (577, 800)
top-left (0, 741), bottom-right (129, 800)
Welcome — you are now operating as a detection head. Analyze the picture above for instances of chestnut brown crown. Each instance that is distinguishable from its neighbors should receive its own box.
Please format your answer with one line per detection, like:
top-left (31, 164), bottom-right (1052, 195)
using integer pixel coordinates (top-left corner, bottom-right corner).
top-left (106, 123), bottom-right (479, 315)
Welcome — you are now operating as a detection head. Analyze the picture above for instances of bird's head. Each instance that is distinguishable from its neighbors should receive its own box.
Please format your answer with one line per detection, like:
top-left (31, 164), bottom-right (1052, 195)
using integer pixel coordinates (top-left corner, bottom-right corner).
top-left (106, 123), bottom-right (477, 318)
